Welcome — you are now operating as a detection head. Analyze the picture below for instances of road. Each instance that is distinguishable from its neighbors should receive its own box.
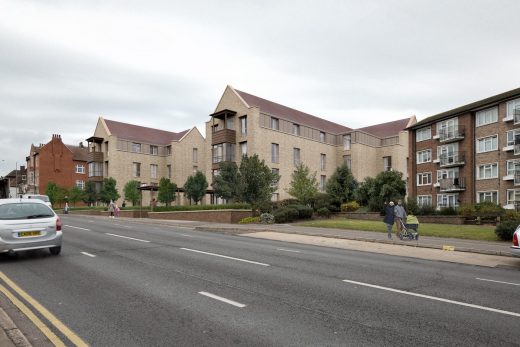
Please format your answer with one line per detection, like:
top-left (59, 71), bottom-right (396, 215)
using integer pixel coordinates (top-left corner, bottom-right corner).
top-left (1, 215), bottom-right (519, 346)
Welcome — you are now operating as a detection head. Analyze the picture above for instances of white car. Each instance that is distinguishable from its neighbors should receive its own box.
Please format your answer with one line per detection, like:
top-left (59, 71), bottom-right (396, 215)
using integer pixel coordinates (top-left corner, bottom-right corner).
top-left (0, 198), bottom-right (62, 255)
top-left (512, 225), bottom-right (520, 257)
top-left (21, 194), bottom-right (52, 208)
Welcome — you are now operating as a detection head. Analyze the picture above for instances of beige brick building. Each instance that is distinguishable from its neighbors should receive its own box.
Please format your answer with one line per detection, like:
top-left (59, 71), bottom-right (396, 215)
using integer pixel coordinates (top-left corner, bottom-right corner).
top-left (408, 87), bottom-right (520, 209)
top-left (86, 117), bottom-right (206, 205)
top-left (207, 86), bottom-right (416, 201)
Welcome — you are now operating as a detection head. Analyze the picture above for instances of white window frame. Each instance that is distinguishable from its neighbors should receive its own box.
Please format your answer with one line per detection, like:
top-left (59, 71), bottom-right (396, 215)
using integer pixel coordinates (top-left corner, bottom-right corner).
top-left (476, 163), bottom-right (498, 180)
top-left (75, 164), bottom-right (85, 174)
top-left (75, 180), bottom-right (85, 189)
top-left (476, 135), bottom-right (498, 153)
top-left (416, 149), bottom-right (432, 164)
top-left (437, 118), bottom-right (458, 137)
top-left (416, 127), bottom-right (431, 142)
top-left (476, 191), bottom-right (498, 204)
top-left (507, 98), bottom-right (520, 118)
top-left (437, 168), bottom-right (459, 182)
top-left (507, 160), bottom-right (520, 176)
top-left (417, 172), bottom-right (432, 186)
top-left (507, 189), bottom-right (520, 206)
top-left (417, 195), bottom-right (432, 206)
top-left (476, 107), bottom-right (498, 127)
top-left (437, 194), bottom-right (459, 208)
top-left (506, 129), bottom-right (520, 146)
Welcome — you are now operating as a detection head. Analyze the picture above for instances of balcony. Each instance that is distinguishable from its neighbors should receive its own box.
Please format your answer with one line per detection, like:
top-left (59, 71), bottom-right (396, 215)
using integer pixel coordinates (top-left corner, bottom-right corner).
top-left (439, 152), bottom-right (465, 167)
top-left (514, 108), bottom-right (520, 125)
top-left (438, 125), bottom-right (465, 143)
top-left (514, 136), bottom-right (520, 155)
top-left (87, 151), bottom-right (104, 162)
top-left (211, 129), bottom-right (236, 145)
top-left (515, 171), bottom-right (520, 186)
top-left (439, 177), bottom-right (465, 192)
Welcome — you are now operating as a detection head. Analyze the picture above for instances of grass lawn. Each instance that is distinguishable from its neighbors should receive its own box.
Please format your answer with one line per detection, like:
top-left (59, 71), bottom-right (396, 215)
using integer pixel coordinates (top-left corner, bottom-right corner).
top-left (296, 219), bottom-right (500, 241)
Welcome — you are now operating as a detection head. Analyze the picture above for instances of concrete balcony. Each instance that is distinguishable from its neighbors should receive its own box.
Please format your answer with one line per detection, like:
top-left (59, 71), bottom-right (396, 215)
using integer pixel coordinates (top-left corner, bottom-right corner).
top-left (439, 152), bottom-right (465, 168)
top-left (439, 177), bottom-right (465, 192)
top-left (438, 125), bottom-right (465, 143)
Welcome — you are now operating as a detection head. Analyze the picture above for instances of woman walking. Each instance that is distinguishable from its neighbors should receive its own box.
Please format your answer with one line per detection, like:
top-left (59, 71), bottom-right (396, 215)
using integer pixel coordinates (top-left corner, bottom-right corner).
top-left (384, 201), bottom-right (395, 240)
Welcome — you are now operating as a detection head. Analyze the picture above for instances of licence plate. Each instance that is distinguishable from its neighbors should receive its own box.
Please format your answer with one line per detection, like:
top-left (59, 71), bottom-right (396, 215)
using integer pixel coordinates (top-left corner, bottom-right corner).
top-left (18, 231), bottom-right (41, 237)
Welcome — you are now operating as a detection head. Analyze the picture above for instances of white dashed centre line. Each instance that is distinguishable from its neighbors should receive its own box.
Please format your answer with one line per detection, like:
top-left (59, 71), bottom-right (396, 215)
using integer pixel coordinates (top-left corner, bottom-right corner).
top-left (105, 233), bottom-right (151, 243)
top-left (64, 225), bottom-right (90, 231)
top-left (198, 292), bottom-right (246, 308)
top-left (80, 252), bottom-right (96, 258)
top-left (476, 278), bottom-right (520, 286)
top-left (180, 248), bottom-right (270, 266)
top-left (342, 279), bottom-right (520, 318)
top-left (277, 248), bottom-right (301, 253)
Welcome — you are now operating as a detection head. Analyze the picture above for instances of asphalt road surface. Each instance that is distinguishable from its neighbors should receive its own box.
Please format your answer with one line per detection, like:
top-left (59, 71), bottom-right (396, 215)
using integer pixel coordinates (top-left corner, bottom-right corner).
top-left (1, 215), bottom-right (519, 346)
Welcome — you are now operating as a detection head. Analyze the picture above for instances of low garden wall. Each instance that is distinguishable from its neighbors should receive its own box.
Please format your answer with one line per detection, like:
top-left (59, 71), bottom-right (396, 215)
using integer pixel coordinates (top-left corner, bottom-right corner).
top-left (148, 209), bottom-right (252, 223)
top-left (338, 212), bottom-right (466, 225)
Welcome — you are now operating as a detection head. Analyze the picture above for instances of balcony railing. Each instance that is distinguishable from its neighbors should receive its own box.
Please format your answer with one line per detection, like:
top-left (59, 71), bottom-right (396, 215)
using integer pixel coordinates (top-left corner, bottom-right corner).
top-left (439, 152), bottom-right (465, 167)
top-left (515, 171), bottom-right (520, 186)
top-left (439, 177), bottom-right (465, 192)
top-left (438, 125), bottom-right (465, 143)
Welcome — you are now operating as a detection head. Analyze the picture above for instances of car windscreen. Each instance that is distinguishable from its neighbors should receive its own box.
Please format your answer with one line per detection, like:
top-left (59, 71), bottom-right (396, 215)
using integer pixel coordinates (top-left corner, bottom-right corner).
top-left (0, 203), bottom-right (55, 220)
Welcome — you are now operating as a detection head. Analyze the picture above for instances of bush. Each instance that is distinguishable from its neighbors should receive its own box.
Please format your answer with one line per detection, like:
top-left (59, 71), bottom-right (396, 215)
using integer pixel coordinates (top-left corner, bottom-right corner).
top-left (272, 199), bottom-right (300, 210)
top-left (153, 203), bottom-right (251, 212)
top-left (418, 204), bottom-right (437, 216)
top-left (316, 207), bottom-right (331, 218)
top-left (260, 213), bottom-right (275, 224)
top-left (312, 193), bottom-right (332, 211)
top-left (475, 202), bottom-right (505, 219)
top-left (503, 210), bottom-right (520, 221)
top-left (438, 207), bottom-right (458, 215)
top-left (406, 197), bottom-right (419, 216)
top-left (238, 216), bottom-right (261, 224)
top-left (459, 204), bottom-right (477, 218)
top-left (341, 201), bottom-right (360, 212)
top-left (273, 208), bottom-right (299, 223)
top-left (285, 204), bottom-right (313, 219)
top-left (495, 219), bottom-right (520, 241)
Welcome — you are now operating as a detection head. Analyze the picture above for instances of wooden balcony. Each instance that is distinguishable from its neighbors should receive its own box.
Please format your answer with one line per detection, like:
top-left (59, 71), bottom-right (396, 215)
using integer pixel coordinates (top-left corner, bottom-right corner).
top-left (87, 151), bottom-right (104, 162)
top-left (211, 129), bottom-right (236, 145)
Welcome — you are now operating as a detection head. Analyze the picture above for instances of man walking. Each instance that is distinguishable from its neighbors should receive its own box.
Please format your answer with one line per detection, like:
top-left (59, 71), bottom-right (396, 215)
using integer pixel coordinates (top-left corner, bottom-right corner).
top-left (394, 199), bottom-right (407, 238)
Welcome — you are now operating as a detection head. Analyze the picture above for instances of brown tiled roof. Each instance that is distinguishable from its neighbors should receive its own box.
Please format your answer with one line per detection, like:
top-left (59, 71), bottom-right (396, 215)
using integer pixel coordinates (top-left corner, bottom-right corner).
top-left (411, 87), bottom-right (520, 129)
top-left (65, 145), bottom-right (88, 162)
top-left (104, 119), bottom-right (189, 145)
top-left (234, 89), bottom-right (351, 134)
top-left (356, 118), bottom-right (411, 137)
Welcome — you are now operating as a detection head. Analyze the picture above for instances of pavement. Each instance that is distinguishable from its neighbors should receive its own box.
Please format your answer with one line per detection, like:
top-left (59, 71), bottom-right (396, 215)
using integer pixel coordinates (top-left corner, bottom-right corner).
top-left (0, 216), bottom-right (517, 346)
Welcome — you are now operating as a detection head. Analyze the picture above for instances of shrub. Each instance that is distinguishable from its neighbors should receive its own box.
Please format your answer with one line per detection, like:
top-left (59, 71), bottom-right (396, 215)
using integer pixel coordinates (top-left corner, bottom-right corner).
top-left (459, 204), bottom-right (476, 218)
top-left (273, 208), bottom-right (299, 223)
top-left (316, 207), bottom-right (331, 218)
top-left (312, 193), bottom-right (332, 211)
top-left (406, 197), bottom-right (419, 216)
top-left (238, 216), bottom-right (261, 224)
top-left (260, 213), bottom-right (275, 224)
top-left (153, 203), bottom-right (251, 212)
top-left (341, 201), bottom-right (360, 212)
top-left (418, 204), bottom-right (437, 216)
top-left (272, 199), bottom-right (300, 210)
top-left (495, 219), bottom-right (520, 241)
top-left (286, 204), bottom-right (313, 219)
top-left (438, 207), bottom-right (458, 215)
top-left (474, 202), bottom-right (504, 219)
top-left (503, 210), bottom-right (520, 221)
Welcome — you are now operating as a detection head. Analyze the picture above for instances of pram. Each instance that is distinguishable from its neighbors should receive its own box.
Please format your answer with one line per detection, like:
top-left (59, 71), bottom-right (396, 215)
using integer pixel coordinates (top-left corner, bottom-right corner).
top-left (399, 215), bottom-right (419, 240)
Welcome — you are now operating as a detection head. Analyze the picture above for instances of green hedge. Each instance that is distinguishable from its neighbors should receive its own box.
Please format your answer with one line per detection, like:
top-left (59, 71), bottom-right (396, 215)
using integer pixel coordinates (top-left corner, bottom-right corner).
top-left (285, 204), bottom-right (313, 219)
top-left (153, 203), bottom-right (251, 212)
top-left (273, 208), bottom-right (299, 223)
top-left (495, 219), bottom-right (520, 241)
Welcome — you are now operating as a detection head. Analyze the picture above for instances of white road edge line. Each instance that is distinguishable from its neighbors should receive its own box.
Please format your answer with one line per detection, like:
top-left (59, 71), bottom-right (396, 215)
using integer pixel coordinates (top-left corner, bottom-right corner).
top-left (180, 234), bottom-right (194, 237)
top-left (476, 278), bottom-right (520, 286)
top-left (342, 279), bottom-right (520, 318)
top-left (180, 248), bottom-right (270, 267)
top-left (80, 252), bottom-right (96, 258)
top-left (277, 248), bottom-right (301, 253)
top-left (198, 291), bottom-right (246, 308)
top-left (64, 225), bottom-right (90, 231)
top-left (105, 233), bottom-right (151, 243)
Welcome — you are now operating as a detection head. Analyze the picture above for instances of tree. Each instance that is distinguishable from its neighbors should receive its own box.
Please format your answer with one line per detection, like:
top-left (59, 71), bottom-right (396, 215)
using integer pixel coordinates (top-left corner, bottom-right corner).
top-left (99, 177), bottom-right (120, 204)
top-left (286, 164), bottom-right (318, 206)
top-left (326, 164), bottom-right (358, 208)
top-left (45, 182), bottom-right (59, 207)
top-left (237, 154), bottom-right (279, 208)
top-left (123, 180), bottom-right (141, 206)
top-left (83, 181), bottom-right (98, 206)
top-left (68, 186), bottom-right (85, 207)
top-left (158, 177), bottom-right (177, 206)
top-left (183, 171), bottom-right (208, 204)
top-left (355, 170), bottom-right (406, 212)
top-left (212, 161), bottom-right (240, 202)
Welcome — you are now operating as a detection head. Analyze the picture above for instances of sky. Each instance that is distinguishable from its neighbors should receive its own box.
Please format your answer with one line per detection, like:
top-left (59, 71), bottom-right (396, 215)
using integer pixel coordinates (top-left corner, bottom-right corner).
top-left (1, 0), bottom-right (520, 176)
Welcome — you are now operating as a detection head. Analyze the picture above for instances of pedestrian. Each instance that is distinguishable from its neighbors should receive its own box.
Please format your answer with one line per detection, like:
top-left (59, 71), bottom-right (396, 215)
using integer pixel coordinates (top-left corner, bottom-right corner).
top-left (394, 199), bottom-right (407, 238)
top-left (383, 201), bottom-right (395, 239)
top-left (114, 204), bottom-right (120, 218)
top-left (64, 202), bottom-right (69, 214)
top-left (108, 200), bottom-right (115, 218)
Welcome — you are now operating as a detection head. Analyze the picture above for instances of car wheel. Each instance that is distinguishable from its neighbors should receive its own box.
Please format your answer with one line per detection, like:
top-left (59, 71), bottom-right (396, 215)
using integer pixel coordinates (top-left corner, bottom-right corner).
top-left (49, 246), bottom-right (61, 255)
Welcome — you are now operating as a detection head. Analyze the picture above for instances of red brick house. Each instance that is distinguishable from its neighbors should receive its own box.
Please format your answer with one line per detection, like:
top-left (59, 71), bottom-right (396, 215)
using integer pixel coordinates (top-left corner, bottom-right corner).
top-left (26, 134), bottom-right (88, 197)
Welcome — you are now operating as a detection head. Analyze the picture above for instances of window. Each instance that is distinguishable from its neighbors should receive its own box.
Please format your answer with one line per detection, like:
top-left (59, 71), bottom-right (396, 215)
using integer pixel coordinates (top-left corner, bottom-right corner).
top-left (320, 153), bottom-right (326, 171)
top-left (166, 146), bottom-right (172, 155)
top-left (417, 149), bottom-right (431, 164)
top-left (271, 143), bottom-right (279, 163)
top-left (212, 124), bottom-right (219, 133)
top-left (476, 107), bottom-right (498, 127)
top-left (293, 148), bottom-right (301, 166)
top-left (344, 155), bottom-right (352, 170)
top-left (507, 160), bottom-right (520, 176)
top-left (150, 164), bottom-right (158, 179)
top-left (192, 148), bottom-right (198, 163)
top-left (240, 142), bottom-right (247, 157)
top-left (477, 191), bottom-right (498, 204)
top-left (437, 168), bottom-right (459, 182)
top-left (507, 98), bottom-right (520, 118)
top-left (417, 172), bottom-right (432, 186)
top-left (437, 118), bottom-right (458, 136)
top-left (239, 116), bottom-right (247, 136)
top-left (226, 116), bottom-right (234, 130)
top-left (506, 129), bottom-right (520, 146)
top-left (437, 143), bottom-right (458, 163)
top-left (476, 163), bottom-right (498, 179)
top-left (383, 156), bottom-right (392, 171)
top-left (75, 180), bottom-right (85, 189)
top-left (167, 165), bottom-right (171, 179)
top-left (437, 194), bottom-right (459, 208)
top-left (477, 135), bottom-right (498, 153)
top-left (132, 143), bottom-right (141, 153)
top-left (417, 195), bottom-right (432, 206)
top-left (75, 164), bottom-right (85, 174)
top-left (88, 162), bottom-right (103, 177)
top-left (292, 124), bottom-right (300, 136)
top-left (416, 127), bottom-right (431, 142)
top-left (320, 175), bottom-right (326, 192)
top-left (507, 189), bottom-right (520, 206)
top-left (271, 193), bottom-right (279, 202)
top-left (150, 145), bottom-right (158, 155)
top-left (212, 144), bottom-right (223, 163)
top-left (343, 135), bottom-right (351, 150)
top-left (133, 162), bottom-right (141, 178)
top-left (320, 132), bottom-right (326, 143)
top-left (271, 168), bottom-right (279, 189)
top-left (271, 117), bottom-right (279, 130)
